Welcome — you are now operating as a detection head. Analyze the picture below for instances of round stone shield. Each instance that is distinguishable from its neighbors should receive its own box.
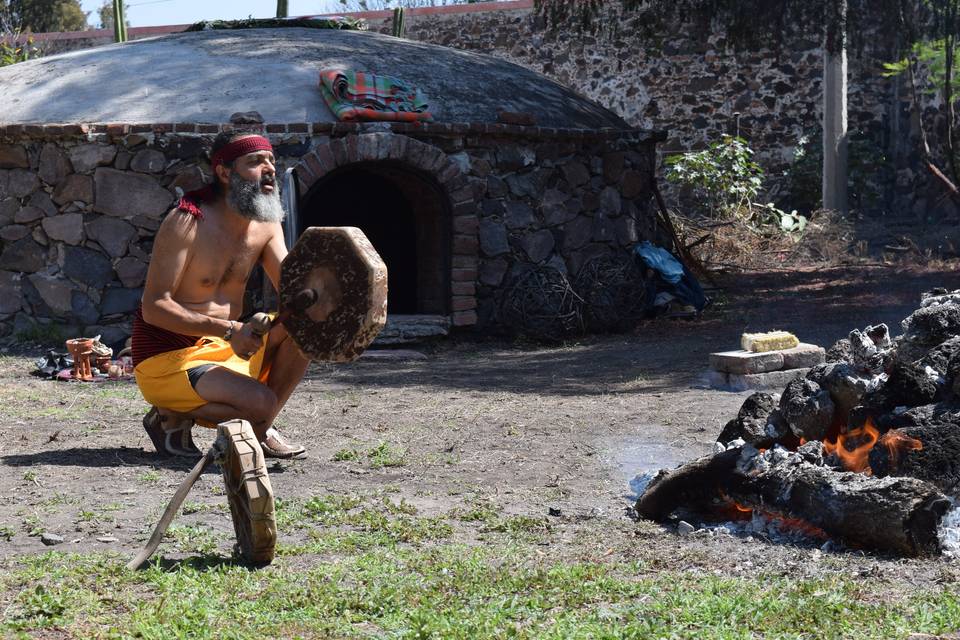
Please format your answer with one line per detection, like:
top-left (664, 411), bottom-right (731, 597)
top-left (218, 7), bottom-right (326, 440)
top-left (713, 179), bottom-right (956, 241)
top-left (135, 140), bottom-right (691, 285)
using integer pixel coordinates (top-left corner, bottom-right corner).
top-left (217, 419), bottom-right (276, 565)
top-left (280, 226), bottom-right (388, 362)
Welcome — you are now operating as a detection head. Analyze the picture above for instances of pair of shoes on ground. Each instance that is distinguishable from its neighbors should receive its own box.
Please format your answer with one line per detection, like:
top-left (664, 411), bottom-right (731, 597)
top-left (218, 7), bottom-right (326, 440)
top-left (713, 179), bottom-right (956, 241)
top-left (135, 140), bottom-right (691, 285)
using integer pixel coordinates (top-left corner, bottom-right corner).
top-left (142, 407), bottom-right (306, 459)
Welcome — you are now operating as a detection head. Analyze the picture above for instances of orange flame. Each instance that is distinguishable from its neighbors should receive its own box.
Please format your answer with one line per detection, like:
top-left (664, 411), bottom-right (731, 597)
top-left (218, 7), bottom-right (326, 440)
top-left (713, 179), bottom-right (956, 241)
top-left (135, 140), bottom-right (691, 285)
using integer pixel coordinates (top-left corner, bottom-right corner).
top-left (822, 419), bottom-right (879, 474)
top-left (878, 429), bottom-right (923, 466)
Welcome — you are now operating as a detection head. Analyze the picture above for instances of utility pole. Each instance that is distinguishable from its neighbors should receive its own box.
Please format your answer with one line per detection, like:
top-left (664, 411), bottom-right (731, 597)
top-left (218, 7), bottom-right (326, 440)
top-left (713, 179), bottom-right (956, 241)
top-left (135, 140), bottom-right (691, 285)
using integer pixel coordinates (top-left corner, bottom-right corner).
top-left (822, 0), bottom-right (848, 213)
top-left (276, 0), bottom-right (289, 18)
top-left (113, 0), bottom-right (127, 42)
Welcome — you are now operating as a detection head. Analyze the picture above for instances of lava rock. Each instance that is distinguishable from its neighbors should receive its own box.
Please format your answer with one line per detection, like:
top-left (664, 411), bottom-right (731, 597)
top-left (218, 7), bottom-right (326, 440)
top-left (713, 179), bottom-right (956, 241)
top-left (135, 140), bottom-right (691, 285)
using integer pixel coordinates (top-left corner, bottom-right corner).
top-left (922, 336), bottom-right (960, 378)
top-left (797, 439), bottom-right (825, 465)
top-left (898, 303), bottom-right (960, 364)
top-left (717, 392), bottom-right (779, 446)
top-left (865, 362), bottom-right (939, 413)
top-left (807, 362), bottom-right (873, 418)
top-left (779, 378), bottom-right (835, 441)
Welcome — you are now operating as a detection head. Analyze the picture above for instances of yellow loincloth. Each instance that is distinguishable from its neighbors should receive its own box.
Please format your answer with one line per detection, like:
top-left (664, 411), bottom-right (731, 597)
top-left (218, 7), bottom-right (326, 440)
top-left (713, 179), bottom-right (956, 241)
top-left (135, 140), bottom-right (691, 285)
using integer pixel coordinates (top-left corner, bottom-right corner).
top-left (134, 335), bottom-right (269, 414)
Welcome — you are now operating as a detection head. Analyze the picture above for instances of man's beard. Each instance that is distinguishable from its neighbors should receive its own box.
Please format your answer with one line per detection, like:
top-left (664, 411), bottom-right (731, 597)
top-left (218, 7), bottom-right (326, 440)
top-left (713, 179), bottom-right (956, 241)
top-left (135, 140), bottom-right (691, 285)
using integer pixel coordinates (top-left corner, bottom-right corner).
top-left (226, 171), bottom-right (285, 223)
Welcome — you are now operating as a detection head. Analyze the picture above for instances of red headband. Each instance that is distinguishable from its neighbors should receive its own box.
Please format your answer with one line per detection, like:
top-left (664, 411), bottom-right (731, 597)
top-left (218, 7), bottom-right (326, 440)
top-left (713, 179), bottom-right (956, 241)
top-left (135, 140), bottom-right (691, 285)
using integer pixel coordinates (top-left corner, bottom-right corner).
top-left (211, 135), bottom-right (274, 169)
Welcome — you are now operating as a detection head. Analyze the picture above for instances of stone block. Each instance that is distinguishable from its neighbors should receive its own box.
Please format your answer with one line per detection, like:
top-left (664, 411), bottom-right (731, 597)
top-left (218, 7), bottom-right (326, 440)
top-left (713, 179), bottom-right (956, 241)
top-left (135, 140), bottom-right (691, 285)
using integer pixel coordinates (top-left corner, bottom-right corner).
top-left (703, 368), bottom-right (810, 393)
top-left (114, 257), bottom-right (148, 288)
top-left (520, 229), bottom-right (555, 263)
top-left (8, 169), bottom-right (39, 198)
top-left (479, 219), bottom-right (509, 257)
top-left (0, 198), bottom-right (16, 226)
top-left (94, 168), bottom-right (172, 218)
top-left (42, 214), bottom-right (85, 245)
top-left (781, 343), bottom-right (826, 370)
top-left (69, 144), bottom-right (117, 173)
top-left (100, 287), bottom-right (143, 315)
top-left (0, 271), bottom-right (22, 315)
top-left (0, 145), bottom-right (29, 169)
top-left (28, 273), bottom-right (75, 315)
top-left (14, 205), bottom-right (44, 224)
top-left (0, 225), bottom-right (31, 242)
top-left (504, 201), bottom-right (535, 229)
top-left (710, 349), bottom-right (785, 374)
top-left (63, 246), bottom-right (113, 288)
top-left (561, 160), bottom-right (590, 187)
top-left (479, 259), bottom-right (508, 286)
top-left (86, 217), bottom-right (137, 257)
top-left (130, 149), bottom-right (167, 175)
top-left (53, 174), bottom-right (94, 205)
top-left (38, 144), bottom-right (72, 186)
top-left (0, 237), bottom-right (46, 273)
top-left (28, 191), bottom-right (58, 217)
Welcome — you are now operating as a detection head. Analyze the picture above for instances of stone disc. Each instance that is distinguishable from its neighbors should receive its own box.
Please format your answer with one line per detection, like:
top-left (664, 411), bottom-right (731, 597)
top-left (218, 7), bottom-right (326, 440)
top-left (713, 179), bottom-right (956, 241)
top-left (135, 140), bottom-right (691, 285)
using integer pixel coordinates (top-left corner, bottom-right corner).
top-left (217, 419), bottom-right (276, 565)
top-left (280, 226), bottom-right (388, 362)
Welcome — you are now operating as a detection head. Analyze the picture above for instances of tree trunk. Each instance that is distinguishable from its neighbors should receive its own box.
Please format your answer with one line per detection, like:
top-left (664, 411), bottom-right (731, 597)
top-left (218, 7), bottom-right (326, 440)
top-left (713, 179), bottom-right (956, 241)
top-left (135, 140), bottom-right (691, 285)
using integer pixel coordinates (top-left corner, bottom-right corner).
top-left (635, 447), bottom-right (952, 557)
top-left (822, 0), bottom-right (849, 214)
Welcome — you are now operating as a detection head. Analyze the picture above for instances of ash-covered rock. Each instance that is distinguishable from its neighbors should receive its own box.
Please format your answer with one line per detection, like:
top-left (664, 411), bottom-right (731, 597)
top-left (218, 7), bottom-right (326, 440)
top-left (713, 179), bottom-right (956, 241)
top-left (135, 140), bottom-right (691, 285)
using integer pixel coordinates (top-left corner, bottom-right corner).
top-left (849, 325), bottom-right (892, 375)
top-left (825, 338), bottom-right (854, 364)
top-left (807, 362), bottom-right (877, 419)
top-left (920, 336), bottom-right (960, 378)
top-left (779, 378), bottom-right (835, 441)
top-left (898, 303), bottom-right (960, 364)
top-left (717, 392), bottom-right (788, 447)
top-left (797, 439), bottom-right (825, 465)
top-left (921, 288), bottom-right (960, 308)
top-left (858, 362), bottom-right (939, 415)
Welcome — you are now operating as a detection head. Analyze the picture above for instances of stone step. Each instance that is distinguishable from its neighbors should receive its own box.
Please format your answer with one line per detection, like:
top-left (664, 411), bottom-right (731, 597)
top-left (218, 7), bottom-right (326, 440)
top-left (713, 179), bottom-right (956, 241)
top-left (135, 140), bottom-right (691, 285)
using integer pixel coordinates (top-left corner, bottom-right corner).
top-left (373, 314), bottom-right (450, 345)
top-left (709, 343), bottom-right (824, 374)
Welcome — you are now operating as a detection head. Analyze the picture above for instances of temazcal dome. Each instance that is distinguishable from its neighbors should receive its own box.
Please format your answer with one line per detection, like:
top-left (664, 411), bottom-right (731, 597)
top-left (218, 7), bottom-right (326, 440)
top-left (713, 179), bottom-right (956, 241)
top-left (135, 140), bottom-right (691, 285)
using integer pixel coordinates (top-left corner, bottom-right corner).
top-left (0, 28), bottom-right (628, 128)
top-left (0, 26), bottom-right (661, 343)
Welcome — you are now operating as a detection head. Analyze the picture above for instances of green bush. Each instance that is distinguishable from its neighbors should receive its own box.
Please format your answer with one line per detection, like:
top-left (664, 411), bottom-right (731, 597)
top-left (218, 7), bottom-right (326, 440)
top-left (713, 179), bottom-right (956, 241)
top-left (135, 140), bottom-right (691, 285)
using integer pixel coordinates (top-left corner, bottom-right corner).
top-left (666, 135), bottom-right (806, 234)
top-left (0, 36), bottom-right (39, 68)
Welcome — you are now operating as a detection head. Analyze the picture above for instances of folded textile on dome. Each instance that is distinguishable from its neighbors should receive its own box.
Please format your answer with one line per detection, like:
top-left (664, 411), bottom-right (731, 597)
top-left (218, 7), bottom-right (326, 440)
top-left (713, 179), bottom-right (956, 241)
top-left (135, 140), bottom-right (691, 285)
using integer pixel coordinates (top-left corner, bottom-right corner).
top-left (318, 69), bottom-right (433, 122)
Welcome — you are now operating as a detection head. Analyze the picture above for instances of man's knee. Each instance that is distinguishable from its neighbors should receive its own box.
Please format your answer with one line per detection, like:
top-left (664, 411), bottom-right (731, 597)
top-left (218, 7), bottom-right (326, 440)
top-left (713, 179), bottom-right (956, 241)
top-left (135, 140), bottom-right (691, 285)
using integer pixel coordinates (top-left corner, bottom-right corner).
top-left (239, 383), bottom-right (278, 423)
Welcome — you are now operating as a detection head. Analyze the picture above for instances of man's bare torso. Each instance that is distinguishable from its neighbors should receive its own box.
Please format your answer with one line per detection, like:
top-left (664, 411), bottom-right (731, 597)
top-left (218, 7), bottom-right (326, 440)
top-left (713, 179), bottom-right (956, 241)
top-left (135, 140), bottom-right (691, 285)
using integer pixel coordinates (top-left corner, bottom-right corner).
top-left (171, 204), bottom-right (276, 322)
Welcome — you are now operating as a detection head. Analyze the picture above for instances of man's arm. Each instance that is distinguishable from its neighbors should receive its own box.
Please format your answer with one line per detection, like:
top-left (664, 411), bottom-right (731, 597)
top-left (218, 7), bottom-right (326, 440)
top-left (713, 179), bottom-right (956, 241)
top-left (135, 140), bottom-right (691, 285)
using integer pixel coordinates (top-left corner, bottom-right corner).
top-left (259, 222), bottom-right (288, 294)
top-left (141, 209), bottom-right (232, 337)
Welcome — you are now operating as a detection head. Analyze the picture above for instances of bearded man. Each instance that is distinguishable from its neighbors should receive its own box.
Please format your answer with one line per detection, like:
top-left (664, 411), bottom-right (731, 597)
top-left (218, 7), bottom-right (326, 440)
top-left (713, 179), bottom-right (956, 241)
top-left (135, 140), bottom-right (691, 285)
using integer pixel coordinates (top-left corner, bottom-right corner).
top-left (132, 132), bottom-right (309, 459)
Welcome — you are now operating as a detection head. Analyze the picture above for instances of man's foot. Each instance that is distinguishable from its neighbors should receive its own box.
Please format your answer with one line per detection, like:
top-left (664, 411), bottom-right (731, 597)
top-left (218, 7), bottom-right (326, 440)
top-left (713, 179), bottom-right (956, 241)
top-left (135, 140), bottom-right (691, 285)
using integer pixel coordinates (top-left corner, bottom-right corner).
top-left (142, 406), bottom-right (202, 458)
top-left (259, 427), bottom-right (306, 459)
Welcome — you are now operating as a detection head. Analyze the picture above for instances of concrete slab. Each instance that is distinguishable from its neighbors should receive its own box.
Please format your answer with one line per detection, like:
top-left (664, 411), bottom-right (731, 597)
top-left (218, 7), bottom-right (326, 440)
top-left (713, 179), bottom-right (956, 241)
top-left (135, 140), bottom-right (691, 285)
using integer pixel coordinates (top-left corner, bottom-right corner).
top-left (0, 28), bottom-right (629, 129)
top-left (703, 368), bottom-right (810, 393)
top-left (709, 349), bottom-right (784, 374)
top-left (781, 343), bottom-right (825, 369)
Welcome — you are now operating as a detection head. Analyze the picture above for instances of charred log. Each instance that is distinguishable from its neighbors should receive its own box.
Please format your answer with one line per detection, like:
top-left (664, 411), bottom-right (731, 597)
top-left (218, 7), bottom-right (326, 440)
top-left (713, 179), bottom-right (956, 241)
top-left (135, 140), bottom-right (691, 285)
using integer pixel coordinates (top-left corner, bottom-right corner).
top-left (636, 446), bottom-right (951, 556)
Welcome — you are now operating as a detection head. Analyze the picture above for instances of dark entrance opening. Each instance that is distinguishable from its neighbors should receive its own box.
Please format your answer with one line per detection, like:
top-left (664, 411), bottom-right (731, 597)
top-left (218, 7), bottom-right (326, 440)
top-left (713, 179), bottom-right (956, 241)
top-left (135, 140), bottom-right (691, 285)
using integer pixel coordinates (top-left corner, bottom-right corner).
top-left (299, 161), bottom-right (450, 315)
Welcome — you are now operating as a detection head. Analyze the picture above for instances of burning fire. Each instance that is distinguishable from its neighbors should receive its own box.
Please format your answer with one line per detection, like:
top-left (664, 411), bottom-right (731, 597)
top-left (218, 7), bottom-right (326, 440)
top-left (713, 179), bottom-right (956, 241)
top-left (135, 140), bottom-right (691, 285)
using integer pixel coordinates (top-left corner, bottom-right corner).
top-left (822, 418), bottom-right (923, 474)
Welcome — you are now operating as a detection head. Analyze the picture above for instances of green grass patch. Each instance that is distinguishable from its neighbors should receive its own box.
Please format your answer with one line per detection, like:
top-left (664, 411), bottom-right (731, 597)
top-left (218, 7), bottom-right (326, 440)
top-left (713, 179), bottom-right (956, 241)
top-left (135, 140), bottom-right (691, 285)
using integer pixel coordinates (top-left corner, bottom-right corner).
top-left (2, 549), bottom-right (960, 638)
top-left (366, 441), bottom-right (407, 468)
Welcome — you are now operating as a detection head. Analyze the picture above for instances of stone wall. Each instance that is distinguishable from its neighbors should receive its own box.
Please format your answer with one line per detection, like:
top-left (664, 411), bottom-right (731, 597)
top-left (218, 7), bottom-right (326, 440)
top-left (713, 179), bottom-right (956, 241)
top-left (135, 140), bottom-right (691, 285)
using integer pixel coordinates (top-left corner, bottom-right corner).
top-left (0, 121), bottom-right (658, 345)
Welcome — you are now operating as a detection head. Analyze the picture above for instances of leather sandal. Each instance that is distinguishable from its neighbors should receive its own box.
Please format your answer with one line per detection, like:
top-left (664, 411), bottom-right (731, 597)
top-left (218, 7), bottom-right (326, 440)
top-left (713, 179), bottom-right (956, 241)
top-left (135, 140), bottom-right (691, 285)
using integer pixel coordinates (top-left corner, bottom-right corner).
top-left (260, 427), bottom-right (306, 459)
top-left (142, 407), bottom-right (202, 458)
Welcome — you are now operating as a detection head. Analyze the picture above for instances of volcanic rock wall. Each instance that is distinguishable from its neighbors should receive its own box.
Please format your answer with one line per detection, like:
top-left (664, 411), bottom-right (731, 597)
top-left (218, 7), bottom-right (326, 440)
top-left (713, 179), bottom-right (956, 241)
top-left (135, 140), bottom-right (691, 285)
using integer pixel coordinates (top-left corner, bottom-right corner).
top-left (0, 123), bottom-right (658, 343)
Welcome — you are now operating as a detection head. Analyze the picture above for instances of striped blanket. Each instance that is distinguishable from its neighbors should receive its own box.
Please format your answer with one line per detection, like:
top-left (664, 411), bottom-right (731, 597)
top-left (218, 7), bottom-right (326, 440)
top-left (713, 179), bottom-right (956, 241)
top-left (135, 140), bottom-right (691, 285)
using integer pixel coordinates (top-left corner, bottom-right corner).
top-left (318, 69), bottom-right (433, 123)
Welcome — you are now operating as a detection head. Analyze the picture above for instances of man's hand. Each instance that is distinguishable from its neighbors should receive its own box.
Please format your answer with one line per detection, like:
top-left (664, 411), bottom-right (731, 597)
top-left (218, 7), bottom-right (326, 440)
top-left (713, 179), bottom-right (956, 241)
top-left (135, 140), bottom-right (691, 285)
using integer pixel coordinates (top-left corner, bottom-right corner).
top-left (229, 322), bottom-right (263, 360)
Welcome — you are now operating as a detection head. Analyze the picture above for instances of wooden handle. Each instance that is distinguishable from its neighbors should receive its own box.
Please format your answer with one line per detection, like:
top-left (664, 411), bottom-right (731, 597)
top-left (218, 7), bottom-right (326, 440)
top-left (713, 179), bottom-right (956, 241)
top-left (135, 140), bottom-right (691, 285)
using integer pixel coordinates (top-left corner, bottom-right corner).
top-left (127, 448), bottom-right (215, 570)
top-left (249, 312), bottom-right (272, 337)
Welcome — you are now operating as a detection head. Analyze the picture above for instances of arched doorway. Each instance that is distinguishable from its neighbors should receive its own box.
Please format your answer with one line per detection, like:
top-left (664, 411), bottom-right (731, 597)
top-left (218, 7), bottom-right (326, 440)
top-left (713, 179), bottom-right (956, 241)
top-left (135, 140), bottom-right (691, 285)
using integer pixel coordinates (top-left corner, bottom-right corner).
top-left (298, 161), bottom-right (451, 316)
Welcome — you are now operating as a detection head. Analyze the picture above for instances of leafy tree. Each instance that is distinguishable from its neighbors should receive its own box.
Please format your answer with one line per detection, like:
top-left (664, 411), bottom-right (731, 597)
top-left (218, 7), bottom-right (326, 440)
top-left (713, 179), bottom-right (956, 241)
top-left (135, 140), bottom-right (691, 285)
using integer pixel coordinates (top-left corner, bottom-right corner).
top-left (0, 0), bottom-right (88, 33)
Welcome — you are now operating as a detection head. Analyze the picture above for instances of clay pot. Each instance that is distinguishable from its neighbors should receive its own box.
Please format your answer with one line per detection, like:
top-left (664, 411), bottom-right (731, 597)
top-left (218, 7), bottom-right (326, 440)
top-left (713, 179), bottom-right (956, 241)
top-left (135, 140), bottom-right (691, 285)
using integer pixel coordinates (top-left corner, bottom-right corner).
top-left (94, 355), bottom-right (111, 372)
top-left (65, 338), bottom-right (95, 381)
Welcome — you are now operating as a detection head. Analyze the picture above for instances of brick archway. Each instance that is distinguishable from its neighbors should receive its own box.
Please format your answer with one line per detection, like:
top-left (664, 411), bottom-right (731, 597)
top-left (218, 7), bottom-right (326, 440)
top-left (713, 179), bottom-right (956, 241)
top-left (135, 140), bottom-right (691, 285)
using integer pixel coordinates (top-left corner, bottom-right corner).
top-left (294, 133), bottom-right (478, 326)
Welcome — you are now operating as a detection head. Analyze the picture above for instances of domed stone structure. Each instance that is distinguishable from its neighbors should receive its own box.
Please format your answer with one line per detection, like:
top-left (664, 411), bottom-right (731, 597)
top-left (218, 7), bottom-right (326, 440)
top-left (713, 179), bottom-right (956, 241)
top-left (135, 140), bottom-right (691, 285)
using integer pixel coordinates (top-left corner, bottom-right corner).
top-left (0, 26), bottom-right (663, 344)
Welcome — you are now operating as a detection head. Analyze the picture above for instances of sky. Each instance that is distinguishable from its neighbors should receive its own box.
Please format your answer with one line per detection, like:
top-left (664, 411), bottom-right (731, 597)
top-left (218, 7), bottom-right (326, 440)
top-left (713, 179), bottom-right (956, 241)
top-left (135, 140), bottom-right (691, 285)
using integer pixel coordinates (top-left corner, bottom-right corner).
top-left (77, 0), bottom-right (348, 29)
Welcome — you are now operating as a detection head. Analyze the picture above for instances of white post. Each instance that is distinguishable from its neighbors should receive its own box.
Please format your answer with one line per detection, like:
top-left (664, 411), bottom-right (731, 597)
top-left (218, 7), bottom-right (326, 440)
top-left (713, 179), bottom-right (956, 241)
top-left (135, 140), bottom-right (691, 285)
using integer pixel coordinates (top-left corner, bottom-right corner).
top-left (822, 43), bottom-right (849, 213)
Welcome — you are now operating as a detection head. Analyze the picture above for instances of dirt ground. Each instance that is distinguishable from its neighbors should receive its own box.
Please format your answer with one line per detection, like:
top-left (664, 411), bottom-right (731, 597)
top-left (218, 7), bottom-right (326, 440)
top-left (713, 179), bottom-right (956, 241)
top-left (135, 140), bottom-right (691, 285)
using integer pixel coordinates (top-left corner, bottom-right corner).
top-left (3, 263), bottom-right (960, 592)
